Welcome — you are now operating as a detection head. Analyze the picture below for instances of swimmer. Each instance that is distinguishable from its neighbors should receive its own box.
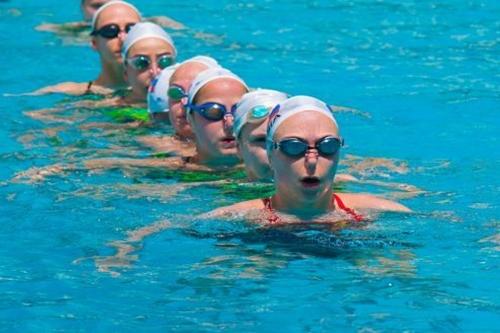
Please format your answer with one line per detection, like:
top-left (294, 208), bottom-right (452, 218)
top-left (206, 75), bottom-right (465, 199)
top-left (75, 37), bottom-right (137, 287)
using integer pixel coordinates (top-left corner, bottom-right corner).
top-left (233, 89), bottom-right (288, 181)
top-left (34, 1), bottom-right (142, 96)
top-left (208, 95), bottom-right (411, 224)
top-left (35, 0), bottom-right (185, 44)
top-left (120, 22), bottom-right (177, 106)
top-left (183, 67), bottom-right (249, 167)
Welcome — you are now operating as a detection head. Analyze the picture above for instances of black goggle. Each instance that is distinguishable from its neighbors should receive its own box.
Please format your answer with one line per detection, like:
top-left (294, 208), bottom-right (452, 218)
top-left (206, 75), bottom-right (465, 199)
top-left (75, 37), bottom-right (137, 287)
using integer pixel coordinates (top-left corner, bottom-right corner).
top-left (91, 23), bottom-right (136, 39)
top-left (274, 136), bottom-right (344, 157)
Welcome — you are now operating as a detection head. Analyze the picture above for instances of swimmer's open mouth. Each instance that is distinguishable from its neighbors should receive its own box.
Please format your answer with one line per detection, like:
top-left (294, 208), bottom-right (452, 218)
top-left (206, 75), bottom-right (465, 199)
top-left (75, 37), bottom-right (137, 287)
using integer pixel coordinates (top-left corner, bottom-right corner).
top-left (221, 137), bottom-right (236, 143)
top-left (220, 136), bottom-right (236, 147)
top-left (301, 176), bottom-right (321, 187)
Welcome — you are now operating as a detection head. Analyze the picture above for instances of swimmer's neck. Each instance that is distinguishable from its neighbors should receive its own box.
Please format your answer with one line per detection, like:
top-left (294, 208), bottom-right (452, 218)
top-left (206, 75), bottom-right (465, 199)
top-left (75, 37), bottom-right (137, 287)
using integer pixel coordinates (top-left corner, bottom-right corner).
top-left (272, 189), bottom-right (334, 219)
top-left (122, 90), bottom-right (147, 106)
top-left (94, 60), bottom-right (128, 89)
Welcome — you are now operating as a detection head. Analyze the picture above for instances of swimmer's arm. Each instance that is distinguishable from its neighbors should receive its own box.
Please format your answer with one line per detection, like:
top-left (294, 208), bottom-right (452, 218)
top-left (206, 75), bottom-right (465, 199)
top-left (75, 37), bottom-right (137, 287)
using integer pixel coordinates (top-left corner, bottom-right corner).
top-left (334, 173), bottom-right (358, 183)
top-left (30, 82), bottom-right (89, 96)
top-left (145, 16), bottom-right (186, 30)
top-left (339, 193), bottom-right (412, 213)
top-left (201, 199), bottom-right (263, 219)
top-left (35, 21), bottom-right (87, 33)
top-left (92, 219), bottom-right (172, 276)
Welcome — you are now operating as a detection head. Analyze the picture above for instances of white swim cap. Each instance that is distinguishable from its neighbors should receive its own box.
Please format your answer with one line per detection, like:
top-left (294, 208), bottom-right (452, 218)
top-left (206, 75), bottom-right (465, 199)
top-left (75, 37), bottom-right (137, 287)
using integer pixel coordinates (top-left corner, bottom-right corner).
top-left (233, 89), bottom-right (288, 138)
top-left (266, 95), bottom-right (339, 152)
top-left (181, 55), bottom-right (220, 69)
top-left (147, 64), bottom-right (180, 114)
top-left (187, 67), bottom-right (248, 107)
top-left (122, 22), bottom-right (176, 58)
top-left (91, 1), bottom-right (141, 32)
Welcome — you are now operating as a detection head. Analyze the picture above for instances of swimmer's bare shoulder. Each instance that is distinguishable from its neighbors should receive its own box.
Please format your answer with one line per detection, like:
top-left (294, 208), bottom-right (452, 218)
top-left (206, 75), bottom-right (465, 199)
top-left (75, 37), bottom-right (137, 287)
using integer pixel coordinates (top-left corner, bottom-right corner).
top-left (36, 21), bottom-right (87, 33)
top-left (146, 16), bottom-right (185, 30)
top-left (336, 193), bottom-right (412, 213)
top-left (203, 199), bottom-right (265, 219)
top-left (32, 82), bottom-right (113, 96)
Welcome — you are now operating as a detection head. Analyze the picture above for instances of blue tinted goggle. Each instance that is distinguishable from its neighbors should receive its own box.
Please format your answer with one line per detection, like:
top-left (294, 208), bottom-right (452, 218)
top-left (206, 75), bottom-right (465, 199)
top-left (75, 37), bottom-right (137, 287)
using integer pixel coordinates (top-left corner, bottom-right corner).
top-left (274, 136), bottom-right (343, 157)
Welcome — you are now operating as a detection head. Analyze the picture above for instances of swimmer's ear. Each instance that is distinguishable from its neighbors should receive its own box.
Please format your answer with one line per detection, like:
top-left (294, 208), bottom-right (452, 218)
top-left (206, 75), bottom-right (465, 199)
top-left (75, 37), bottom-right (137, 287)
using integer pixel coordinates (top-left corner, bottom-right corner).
top-left (90, 37), bottom-right (97, 50)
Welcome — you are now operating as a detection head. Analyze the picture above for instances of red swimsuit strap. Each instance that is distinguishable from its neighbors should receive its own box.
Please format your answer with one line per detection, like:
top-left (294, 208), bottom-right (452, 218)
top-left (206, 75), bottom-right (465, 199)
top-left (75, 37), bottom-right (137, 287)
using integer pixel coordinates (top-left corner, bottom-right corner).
top-left (262, 195), bottom-right (364, 224)
top-left (332, 194), bottom-right (365, 222)
top-left (262, 197), bottom-right (281, 224)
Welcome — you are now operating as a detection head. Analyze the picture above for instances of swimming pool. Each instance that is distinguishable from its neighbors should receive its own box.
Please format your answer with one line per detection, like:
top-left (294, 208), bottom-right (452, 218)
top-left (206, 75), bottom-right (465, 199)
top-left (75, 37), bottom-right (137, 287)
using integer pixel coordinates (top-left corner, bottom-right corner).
top-left (0, 0), bottom-right (499, 331)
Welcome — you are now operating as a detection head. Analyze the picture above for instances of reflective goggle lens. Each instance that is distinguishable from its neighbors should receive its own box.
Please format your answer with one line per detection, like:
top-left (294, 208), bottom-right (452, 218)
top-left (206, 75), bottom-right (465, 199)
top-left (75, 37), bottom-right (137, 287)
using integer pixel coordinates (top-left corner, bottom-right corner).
top-left (190, 103), bottom-right (236, 121)
top-left (277, 137), bottom-right (343, 157)
top-left (92, 23), bottom-right (135, 38)
top-left (200, 104), bottom-right (226, 121)
top-left (129, 55), bottom-right (175, 71)
top-left (250, 105), bottom-right (269, 119)
top-left (158, 55), bottom-right (175, 69)
top-left (130, 55), bottom-right (151, 71)
top-left (167, 86), bottom-right (186, 101)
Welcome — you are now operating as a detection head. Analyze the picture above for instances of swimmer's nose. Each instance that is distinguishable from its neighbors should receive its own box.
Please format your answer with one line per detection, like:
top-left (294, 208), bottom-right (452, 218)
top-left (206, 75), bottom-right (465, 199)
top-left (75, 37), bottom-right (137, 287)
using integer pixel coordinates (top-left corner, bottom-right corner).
top-left (149, 63), bottom-right (161, 77)
top-left (118, 31), bottom-right (127, 42)
top-left (304, 149), bottom-right (318, 174)
top-left (223, 113), bottom-right (234, 133)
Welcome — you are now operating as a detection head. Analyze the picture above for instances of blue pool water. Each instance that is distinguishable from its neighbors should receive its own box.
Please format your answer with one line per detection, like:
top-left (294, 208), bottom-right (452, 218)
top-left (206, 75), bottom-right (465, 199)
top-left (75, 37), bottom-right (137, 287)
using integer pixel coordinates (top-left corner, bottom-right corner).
top-left (1, 0), bottom-right (499, 331)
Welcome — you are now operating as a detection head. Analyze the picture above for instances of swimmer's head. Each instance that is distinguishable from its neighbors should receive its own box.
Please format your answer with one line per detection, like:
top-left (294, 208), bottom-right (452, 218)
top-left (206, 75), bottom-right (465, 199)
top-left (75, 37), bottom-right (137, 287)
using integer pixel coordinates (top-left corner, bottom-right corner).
top-left (234, 89), bottom-right (288, 181)
top-left (121, 22), bottom-right (176, 59)
top-left (90, 1), bottom-right (141, 33)
top-left (147, 63), bottom-right (180, 122)
top-left (90, 1), bottom-right (141, 67)
top-left (81, 0), bottom-right (112, 21)
top-left (185, 67), bottom-right (249, 166)
top-left (168, 55), bottom-right (220, 138)
top-left (266, 96), bottom-right (342, 198)
top-left (266, 95), bottom-right (339, 153)
top-left (122, 23), bottom-right (177, 102)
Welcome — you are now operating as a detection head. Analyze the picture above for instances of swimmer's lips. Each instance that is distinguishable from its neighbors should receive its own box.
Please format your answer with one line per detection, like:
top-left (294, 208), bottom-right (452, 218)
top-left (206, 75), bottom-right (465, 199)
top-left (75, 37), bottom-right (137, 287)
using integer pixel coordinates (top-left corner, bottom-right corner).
top-left (220, 136), bottom-right (236, 148)
top-left (300, 176), bottom-right (321, 188)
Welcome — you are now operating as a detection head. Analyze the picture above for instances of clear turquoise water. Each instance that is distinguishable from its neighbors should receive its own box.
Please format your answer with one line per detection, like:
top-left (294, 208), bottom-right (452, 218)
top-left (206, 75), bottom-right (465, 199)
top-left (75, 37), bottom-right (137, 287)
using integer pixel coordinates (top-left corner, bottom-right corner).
top-left (1, 0), bottom-right (499, 331)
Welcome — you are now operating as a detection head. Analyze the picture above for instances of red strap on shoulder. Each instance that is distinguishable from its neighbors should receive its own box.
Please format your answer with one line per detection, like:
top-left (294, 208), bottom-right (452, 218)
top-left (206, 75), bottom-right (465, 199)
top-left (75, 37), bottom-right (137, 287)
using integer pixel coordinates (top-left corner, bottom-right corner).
top-left (333, 194), bottom-right (364, 222)
top-left (262, 197), bottom-right (281, 224)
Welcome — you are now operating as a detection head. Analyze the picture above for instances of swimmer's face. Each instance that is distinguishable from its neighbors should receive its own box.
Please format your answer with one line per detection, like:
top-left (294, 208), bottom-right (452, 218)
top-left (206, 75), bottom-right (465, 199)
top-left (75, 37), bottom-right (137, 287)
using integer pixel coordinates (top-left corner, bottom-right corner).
top-left (81, 0), bottom-right (111, 21)
top-left (189, 79), bottom-right (248, 163)
top-left (124, 38), bottom-right (176, 101)
top-left (91, 4), bottom-right (140, 65)
top-left (270, 111), bottom-right (340, 200)
top-left (168, 62), bottom-right (209, 138)
top-left (238, 118), bottom-right (271, 181)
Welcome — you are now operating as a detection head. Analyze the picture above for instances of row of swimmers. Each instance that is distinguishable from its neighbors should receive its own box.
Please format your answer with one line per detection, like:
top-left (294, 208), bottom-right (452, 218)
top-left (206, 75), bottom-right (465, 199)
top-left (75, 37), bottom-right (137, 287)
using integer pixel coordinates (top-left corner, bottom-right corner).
top-left (23, 0), bottom-right (414, 225)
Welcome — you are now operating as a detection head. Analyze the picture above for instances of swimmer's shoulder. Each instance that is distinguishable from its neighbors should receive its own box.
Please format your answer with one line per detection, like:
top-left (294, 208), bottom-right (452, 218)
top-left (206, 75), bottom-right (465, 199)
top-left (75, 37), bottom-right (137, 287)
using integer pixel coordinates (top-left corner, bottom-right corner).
top-left (36, 21), bottom-right (88, 33)
top-left (145, 16), bottom-right (185, 30)
top-left (204, 199), bottom-right (265, 219)
top-left (33, 82), bottom-right (89, 96)
top-left (336, 192), bottom-right (412, 213)
top-left (33, 82), bottom-right (113, 96)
